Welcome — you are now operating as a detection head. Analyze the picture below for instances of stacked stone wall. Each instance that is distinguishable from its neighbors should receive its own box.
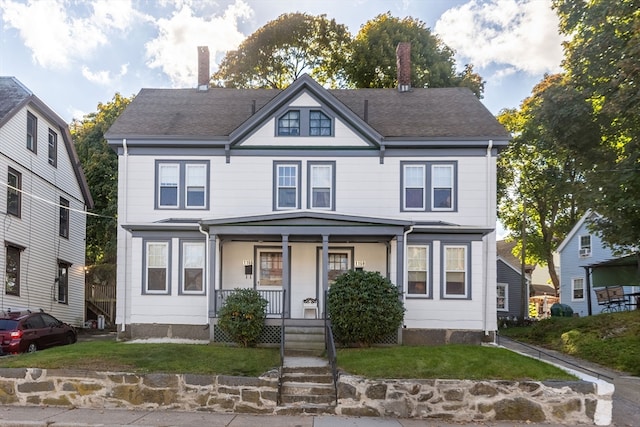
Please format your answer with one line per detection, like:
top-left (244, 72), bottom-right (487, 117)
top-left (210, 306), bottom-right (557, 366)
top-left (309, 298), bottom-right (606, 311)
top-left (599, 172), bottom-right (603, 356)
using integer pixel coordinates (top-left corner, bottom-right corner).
top-left (0, 368), bottom-right (610, 424)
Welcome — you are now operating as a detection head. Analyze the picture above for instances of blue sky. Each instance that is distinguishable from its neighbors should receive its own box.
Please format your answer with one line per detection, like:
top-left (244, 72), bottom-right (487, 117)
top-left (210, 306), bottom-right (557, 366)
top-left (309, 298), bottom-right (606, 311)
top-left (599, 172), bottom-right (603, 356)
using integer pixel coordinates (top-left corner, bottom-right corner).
top-left (0, 0), bottom-right (566, 123)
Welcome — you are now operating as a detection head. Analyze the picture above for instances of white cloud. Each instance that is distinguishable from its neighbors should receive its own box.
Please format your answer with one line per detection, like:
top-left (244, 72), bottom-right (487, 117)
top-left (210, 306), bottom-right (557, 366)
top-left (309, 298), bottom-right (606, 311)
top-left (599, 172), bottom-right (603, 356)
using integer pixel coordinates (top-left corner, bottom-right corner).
top-left (434, 0), bottom-right (566, 76)
top-left (0, 0), bottom-right (140, 69)
top-left (80, 63), bottom-right (128, 86)
top-left (144, 0), bottom-right (253, 87)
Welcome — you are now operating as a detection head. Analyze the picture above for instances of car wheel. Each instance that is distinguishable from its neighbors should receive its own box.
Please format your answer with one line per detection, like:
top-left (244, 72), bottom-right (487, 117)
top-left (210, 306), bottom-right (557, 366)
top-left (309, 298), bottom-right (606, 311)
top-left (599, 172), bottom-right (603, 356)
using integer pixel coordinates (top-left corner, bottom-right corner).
top-left (66, 333), bottom-right (76, 345)
top-left (27, 343), bottom-right (37, 353)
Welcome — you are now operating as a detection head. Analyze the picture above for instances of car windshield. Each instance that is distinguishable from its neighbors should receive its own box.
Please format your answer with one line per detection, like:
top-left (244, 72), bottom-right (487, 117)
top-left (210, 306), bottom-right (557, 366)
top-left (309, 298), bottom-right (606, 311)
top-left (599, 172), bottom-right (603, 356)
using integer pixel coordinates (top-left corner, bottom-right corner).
top-left (0, 319), bottom-right (18, 331)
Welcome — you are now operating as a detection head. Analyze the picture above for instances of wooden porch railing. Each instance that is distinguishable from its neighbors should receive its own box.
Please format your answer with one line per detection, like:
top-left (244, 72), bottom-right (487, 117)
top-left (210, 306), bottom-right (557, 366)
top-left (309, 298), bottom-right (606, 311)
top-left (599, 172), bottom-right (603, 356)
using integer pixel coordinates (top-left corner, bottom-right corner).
top-left (85, 282), bottom-right (116, 325)
top-left (214, 289), bottom-right (284, 316)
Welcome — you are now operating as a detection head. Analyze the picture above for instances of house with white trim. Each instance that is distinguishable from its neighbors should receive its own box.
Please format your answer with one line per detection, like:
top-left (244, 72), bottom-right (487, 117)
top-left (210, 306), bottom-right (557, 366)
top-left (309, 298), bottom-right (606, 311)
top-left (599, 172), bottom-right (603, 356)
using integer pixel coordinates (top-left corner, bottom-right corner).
top-left (0, 77), bottom-right (93, 327)
top-left (105, 45), bottom-right (510, 344)
top-left (558, 210), bottom-right (638, 316)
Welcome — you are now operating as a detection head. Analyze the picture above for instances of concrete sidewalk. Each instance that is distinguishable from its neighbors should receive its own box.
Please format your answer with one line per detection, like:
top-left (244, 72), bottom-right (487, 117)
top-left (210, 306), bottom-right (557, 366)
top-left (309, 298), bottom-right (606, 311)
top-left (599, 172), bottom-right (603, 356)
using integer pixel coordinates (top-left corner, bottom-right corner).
top-left (0, 405), bottom-right (594, 427)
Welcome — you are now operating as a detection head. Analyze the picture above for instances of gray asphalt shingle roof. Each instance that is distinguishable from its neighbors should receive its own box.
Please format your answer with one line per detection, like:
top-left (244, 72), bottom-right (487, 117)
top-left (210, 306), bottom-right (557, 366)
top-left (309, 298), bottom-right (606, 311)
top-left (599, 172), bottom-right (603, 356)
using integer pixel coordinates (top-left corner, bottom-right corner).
top-left (105, 76), bottom-right (510, 142)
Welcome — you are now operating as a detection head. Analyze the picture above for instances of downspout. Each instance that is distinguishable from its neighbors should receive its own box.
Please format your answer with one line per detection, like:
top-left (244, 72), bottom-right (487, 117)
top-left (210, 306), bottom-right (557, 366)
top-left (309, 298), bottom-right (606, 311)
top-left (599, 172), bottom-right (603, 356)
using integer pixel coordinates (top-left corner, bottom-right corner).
top-left (121, 138), bottom-right (128, 333)
top-left (402, 225), bottom-right (414, 303)
top-left (199, 224), bottom-right (210, 325)
top-left (483, 140), bottom-right (493, 336)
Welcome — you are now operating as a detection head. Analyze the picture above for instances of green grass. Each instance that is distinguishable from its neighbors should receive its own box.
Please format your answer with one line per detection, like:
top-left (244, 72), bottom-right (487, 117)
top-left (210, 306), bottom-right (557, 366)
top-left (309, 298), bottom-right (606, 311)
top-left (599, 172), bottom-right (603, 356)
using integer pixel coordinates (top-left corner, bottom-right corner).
top-left (499, 310), bottom-right (640, 375)
top-left (337, 345), bottom-right (575, 380)
top-left (0, 341), bottom-right (279, 377)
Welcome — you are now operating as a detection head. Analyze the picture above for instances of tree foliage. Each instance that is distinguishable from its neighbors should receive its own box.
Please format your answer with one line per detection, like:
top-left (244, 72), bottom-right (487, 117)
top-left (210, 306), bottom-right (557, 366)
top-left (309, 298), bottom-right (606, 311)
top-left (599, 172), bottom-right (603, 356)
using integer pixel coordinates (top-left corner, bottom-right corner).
top-left (218, 288), bottom-right (268, 347)
top-left (327, 270), bottom-right (404, 347)
top-left (553, 0), bottom-right (640, 254)
top-left (497, 74), bottom-right (597, 290)
top-left (347, 13), bottom-right (484, 97)
top-left (212, 12), bottom-right (484, 97)
top-left (71, 93), bottom-right (133, 264)
top-left (212, 13), bottom-right (351, 89)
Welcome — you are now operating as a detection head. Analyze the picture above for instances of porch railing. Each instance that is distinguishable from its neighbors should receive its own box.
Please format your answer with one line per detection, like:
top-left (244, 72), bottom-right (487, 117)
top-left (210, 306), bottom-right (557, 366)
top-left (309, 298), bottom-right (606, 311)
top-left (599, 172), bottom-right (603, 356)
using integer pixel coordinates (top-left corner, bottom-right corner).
top-left (214, 289), bottom-right (284, 316)
top-left (324, 290), bottom-right (338, 403)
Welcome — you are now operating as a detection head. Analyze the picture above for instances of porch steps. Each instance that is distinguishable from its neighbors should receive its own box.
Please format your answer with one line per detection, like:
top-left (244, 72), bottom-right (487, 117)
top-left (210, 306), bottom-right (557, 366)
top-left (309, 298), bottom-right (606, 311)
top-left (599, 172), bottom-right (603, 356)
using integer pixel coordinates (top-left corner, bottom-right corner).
top-left (283, 322), bottom-right (325, 356)
top-left (276, 356), bottom-right (336, 414)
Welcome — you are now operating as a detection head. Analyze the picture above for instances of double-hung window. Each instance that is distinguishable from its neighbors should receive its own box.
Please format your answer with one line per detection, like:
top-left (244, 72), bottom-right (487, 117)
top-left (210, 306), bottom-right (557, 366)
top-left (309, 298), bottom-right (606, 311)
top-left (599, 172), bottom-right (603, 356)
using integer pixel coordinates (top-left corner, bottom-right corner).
top-left (407, 245), bottom-right (429, 296)
top-left (497, 283), bottom-right (508, 311)
top-left (308, 162), bottom-right (334, 210)
top-left (432, 164), bottom-right (454, 210)
top-left (443, 245), bottom-right (468, 298)
top-left (278, 111), bottom-right (300, 136)
top-left (401, 161), bottom-right (456, 212)
top-left (572, 278), bottom-right (584, 300)
top-left (185, 164), bottom-right (206, 208)
top-left (403, 164), bottom-right (425, 210)
top-left (158, 163), bottom-right (179, 208)
top-left (57, 261), bottom-right (69, 304)
top-left (59, 197), bottom-right (69, 238)
top-left (48, 129), bottom-right (57, 167)
top-left (7, 168), bottom-right (21, 217)
top-left (579, 235), bottom-right (591, 257)
top-left (27, 112), bottom-right (37, 153)
top-left (156, 161), bottom-right (209, 209)
top-left (274, 162), bottom-right (300, 210)
top-left (181, 241), bottom-right (205, 293)
top-left (145, 241), bottom-right (170, 293)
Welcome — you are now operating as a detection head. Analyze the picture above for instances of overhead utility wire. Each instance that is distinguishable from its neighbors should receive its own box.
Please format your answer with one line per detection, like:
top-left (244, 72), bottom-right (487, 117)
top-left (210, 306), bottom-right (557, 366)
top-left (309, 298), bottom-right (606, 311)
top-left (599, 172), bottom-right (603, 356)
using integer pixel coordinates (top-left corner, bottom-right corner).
top-left (0, 180), bottom-right (115, 220)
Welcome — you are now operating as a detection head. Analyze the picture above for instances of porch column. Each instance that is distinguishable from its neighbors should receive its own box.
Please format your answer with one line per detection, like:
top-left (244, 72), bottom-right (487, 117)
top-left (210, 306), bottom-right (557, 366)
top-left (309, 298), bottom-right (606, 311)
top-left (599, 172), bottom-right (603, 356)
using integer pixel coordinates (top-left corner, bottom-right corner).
top-left (282, 234), bottom-right (290, 318)
top-left (208, 234), bottom-right (217, 318)
top-left (322, 235), bottom-right (329, 318)
top-left (396, 233), bottom-right (405, 293)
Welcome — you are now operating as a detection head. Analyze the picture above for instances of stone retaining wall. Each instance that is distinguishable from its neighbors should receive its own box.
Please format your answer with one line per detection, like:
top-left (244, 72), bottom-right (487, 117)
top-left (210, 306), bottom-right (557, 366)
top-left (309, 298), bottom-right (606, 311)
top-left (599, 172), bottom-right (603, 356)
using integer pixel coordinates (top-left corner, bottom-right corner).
top-left (0, 369), bottom-right (611, 425)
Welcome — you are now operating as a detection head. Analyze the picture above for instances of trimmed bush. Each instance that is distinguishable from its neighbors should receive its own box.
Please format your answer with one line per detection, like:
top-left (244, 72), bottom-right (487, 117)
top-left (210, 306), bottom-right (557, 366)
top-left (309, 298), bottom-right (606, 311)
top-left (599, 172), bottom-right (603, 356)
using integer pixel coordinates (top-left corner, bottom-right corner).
top-left (327, 270), bottom-right (405, 346)
top-left (218, 288), bottom-right (268, 347)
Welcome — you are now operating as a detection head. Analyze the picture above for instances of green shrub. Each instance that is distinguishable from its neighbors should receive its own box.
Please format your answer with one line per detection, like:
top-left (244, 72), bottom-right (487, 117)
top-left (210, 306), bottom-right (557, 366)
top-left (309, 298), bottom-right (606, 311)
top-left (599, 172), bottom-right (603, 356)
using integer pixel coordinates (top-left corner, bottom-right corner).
top-left (327, 270), bottom-right (405, 346)
top-left (218, 288), bottom-right (268, 347)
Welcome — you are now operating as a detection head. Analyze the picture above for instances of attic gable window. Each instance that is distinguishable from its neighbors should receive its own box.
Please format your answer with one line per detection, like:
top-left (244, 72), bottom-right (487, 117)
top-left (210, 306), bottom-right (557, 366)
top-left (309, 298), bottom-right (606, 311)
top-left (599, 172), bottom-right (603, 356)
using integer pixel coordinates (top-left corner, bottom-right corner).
top-left (309, 110), bottom-right (331, 136)
top-left (276, 109), bottom-right (334, 137)
top-left (27, 112), bottom-right (37, 153)
top-left (278, 110), bottom-right (300, 136)
top-left (48, 129), bottom-right (57, 167)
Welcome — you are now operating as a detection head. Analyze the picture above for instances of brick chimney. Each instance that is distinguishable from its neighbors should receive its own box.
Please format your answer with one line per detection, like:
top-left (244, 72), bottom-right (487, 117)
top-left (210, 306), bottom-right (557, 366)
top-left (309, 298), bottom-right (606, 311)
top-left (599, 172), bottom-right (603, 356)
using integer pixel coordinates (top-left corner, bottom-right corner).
top-left (197, 46), bottom-right (210, 91)
top-left (396, 42), bottom-right (411, 92)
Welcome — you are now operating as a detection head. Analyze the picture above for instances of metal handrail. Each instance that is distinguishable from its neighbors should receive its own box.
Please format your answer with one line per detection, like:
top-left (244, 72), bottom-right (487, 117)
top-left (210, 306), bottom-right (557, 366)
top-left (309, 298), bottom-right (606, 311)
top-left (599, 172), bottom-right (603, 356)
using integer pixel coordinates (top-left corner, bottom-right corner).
top-left (324, 290), bottom-right (338, 403)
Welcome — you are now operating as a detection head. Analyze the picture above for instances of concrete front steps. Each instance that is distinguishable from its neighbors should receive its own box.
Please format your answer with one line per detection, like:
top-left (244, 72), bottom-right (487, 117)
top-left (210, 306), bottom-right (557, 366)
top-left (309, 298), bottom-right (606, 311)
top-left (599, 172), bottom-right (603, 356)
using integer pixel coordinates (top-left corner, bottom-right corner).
top-left (276, 356), bottom-right (337, 415)
top-left (283, 319), bottom-right (325, 357)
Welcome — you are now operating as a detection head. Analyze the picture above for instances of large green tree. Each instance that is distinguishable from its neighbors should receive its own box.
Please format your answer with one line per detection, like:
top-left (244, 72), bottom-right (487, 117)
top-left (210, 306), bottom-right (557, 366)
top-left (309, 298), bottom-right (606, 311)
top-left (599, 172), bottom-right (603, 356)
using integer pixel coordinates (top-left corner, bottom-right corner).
top-left (553, 0), bottom-right (640, 255)
top-left (212, 13), bottom-right (351, 89)
top-left (497, 74), bottom-right (598, 291)
top-left (71, 93), bottom-right (133, 265)
top-left (347, 13), bottom-right (484, 97)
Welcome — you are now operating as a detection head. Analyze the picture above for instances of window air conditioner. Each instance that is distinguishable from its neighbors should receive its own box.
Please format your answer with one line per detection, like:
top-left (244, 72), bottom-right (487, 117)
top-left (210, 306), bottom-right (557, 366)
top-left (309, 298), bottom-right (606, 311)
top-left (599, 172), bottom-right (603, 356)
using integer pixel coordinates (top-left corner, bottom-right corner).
top-left (579, 248), bottom-right (591, 257)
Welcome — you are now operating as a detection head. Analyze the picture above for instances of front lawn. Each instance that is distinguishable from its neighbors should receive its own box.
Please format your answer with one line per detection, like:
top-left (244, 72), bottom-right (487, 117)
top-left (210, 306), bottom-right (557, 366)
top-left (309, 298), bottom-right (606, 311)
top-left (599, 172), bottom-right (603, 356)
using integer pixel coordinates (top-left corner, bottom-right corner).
top-left (337, 345), bottom-right (575, 381)
top-left (0, 340), bottom-right (575, 380)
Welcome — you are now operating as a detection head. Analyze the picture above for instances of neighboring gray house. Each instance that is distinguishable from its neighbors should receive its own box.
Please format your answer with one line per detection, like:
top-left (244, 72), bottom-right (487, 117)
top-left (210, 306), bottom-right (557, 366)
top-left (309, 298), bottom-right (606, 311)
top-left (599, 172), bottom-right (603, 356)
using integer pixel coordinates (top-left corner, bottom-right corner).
top-left (0, 77), bottom-right (93, 326)
top-left (496, 240), bottom-right (531, 321)
top-left (105, 46), bottom-right (510, 344)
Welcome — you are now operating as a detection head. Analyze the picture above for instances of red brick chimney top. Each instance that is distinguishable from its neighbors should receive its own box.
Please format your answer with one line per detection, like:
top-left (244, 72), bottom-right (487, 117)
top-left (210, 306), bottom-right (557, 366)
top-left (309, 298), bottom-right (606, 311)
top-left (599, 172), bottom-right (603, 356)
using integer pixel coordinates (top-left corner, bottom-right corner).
top-left (197, 46), bottom-right (210, 90)
top-left (396, 42), bottom-right (411, 92)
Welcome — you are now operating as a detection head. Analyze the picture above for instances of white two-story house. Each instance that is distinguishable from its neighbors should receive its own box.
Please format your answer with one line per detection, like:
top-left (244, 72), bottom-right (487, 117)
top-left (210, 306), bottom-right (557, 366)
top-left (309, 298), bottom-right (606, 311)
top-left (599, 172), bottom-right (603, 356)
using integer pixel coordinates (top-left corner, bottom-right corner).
top-left (0, 77), bottom-right (93, 326)
top-left (105, 45), bottom-right (510, 344)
